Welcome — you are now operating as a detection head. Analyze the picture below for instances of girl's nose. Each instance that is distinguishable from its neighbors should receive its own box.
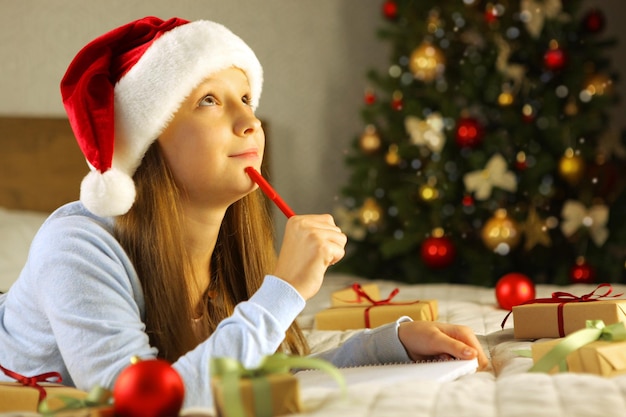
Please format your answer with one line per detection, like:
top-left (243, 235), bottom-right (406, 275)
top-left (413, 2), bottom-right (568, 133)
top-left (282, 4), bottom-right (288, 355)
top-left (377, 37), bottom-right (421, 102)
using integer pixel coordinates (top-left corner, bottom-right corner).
top-left (235, 108), bottom-right (262, 137)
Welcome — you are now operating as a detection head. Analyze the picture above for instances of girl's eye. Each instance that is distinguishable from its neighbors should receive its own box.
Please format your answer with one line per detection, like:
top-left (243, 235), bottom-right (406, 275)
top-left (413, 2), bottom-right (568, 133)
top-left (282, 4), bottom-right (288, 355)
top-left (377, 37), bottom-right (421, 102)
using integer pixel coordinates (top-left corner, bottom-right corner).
top-left (199, 95), bottom-right (217, 107)
top-left (242, 95), bottom-right (253, 107)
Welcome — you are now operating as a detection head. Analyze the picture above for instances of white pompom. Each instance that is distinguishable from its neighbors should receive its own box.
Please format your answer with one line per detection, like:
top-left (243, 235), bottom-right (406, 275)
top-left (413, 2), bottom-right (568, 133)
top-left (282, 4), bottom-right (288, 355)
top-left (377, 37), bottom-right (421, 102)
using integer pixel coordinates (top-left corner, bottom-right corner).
top-left (80, 168), bottom-right (136, 217)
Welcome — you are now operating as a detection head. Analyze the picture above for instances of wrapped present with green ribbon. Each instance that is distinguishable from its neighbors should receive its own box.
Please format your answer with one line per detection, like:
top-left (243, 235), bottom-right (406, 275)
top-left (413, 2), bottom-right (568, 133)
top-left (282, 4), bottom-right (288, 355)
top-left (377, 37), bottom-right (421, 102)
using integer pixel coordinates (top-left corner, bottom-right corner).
top-left (211, 353), bottom-right (345, 417)
top-left (38, 385), bottom-right (113, 416)
top-left (530, 320), bottom-right (626, 376)
top-left (315, 283), bottom-right (437, 331)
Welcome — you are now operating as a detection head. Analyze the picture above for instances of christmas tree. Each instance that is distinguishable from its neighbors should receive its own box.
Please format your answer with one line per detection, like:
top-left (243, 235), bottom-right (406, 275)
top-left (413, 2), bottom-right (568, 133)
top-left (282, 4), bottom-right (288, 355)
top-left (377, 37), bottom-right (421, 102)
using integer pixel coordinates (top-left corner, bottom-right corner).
top-left (335, 0), bottom-right (626, 286)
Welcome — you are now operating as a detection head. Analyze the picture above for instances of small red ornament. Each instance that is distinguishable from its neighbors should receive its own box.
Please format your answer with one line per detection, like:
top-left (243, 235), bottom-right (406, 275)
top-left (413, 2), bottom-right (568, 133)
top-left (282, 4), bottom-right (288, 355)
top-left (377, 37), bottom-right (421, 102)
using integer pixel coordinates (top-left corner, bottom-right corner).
top-left (582, 8), bottom-right (606, 33)
top-left (462, 194), bottom-right (474, 207)
top-left (569, 258), bottom-right (596, 284)
top-left (495, 272), bottom-right (536, 310)
top-left (382, 0), bottom-right (398, 20)
top-left (455, 117), bottom-right (484, 148)
top-left (421, 234), bottom-right (456, 269)
top-left (484, 5), bottom-right (498, 23)
top-left (364, 89), bottom-right (376, 105)
top-left (391, 97), bottom-right (403, 111)
top-left (114, 357), bottom-right (185, 417)
top-left (514, 151), bottom-right (528, 171)
top-left (543, 46), bottom-right (567, 71)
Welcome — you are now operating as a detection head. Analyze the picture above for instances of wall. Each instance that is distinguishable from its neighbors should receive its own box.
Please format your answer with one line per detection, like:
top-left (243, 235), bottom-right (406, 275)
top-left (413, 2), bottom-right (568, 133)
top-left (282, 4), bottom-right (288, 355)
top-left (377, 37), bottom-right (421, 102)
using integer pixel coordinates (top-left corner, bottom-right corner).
top-left (1, 0), bottom-right (625, 231)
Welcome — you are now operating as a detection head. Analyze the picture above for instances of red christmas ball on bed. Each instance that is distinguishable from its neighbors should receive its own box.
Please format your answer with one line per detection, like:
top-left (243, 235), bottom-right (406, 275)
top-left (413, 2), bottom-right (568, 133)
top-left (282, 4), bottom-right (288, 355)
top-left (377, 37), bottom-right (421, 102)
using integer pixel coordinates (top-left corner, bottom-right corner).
top-left (114, 357), bottom-right (185, 417)
top-left (495, 273), bottom-right (535, 310)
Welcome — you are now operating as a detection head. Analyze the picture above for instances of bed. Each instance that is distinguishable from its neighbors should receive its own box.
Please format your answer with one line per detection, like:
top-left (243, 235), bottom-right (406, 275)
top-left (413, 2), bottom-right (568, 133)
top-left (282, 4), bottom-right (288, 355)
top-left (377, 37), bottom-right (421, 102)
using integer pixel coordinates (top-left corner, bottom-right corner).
top-left (2, 117), bottom-right (626, 417)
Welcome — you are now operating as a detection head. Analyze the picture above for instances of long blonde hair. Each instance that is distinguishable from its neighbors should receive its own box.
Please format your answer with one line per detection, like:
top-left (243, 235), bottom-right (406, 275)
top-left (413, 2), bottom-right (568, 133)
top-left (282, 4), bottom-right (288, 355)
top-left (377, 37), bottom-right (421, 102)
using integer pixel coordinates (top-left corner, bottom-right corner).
top-left (114, 143), bottom-right (309, 362)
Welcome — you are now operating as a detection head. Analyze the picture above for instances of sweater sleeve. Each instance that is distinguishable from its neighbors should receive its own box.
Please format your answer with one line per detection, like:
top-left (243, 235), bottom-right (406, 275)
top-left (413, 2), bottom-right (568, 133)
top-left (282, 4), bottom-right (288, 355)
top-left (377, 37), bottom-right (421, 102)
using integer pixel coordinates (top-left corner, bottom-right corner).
top-left (28, 212), bottom-right (304, 408)
top-left (310, 317), bottom-right (413, 367)
top-left (174, 275), bottom-right (305, 407)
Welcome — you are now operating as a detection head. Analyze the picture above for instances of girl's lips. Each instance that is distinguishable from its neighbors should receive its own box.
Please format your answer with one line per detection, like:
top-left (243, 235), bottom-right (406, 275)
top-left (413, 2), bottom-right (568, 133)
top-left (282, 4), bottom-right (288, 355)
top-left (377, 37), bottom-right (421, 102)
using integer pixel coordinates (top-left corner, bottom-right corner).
top-left (230, 149), bottom-right (259, 159)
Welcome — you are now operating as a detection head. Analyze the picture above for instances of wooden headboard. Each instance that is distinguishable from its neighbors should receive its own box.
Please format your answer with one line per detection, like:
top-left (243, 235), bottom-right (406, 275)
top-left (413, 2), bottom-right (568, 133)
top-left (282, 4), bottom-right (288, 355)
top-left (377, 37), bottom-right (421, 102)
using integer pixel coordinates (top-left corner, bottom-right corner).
top-left (0, 117), bottom-right (86, 212)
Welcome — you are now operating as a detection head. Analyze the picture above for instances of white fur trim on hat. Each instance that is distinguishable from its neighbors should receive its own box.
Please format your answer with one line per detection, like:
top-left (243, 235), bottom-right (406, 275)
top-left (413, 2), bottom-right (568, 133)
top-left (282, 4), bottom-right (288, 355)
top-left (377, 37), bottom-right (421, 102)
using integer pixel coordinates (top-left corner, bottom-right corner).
top-left (80, 168), bottom-right (136, 218)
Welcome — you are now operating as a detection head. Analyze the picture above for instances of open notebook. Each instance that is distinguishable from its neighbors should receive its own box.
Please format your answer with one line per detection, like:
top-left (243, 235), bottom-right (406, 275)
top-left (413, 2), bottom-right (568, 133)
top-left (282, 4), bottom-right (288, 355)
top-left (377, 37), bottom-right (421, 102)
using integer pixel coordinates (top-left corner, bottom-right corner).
top-left (295, 358), bottom-right (478, 389)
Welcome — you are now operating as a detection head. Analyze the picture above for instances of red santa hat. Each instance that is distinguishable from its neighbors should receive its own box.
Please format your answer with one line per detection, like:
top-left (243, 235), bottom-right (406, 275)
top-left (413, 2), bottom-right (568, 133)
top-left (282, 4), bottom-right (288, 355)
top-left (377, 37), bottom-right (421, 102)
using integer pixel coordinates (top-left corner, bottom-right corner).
top-left (61, 16), bottom-right (263, 217)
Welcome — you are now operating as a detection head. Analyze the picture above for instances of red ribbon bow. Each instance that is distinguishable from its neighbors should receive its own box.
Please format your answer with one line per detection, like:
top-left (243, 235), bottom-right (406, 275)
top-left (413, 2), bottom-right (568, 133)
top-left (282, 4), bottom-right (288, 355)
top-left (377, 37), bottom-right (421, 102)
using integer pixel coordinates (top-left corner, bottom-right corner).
top-left (350, 283), bottom-right (428, 328)
top-left (501, 283), bottom-right (624, 336)
top-left (0, 364), bottom-right (62, 402)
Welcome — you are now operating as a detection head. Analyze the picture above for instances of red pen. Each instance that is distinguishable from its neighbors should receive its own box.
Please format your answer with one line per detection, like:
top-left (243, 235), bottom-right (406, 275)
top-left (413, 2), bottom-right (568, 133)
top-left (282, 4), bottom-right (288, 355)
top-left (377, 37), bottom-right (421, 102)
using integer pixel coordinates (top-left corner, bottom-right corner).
top-left (245, 166), bottom-right (296, 218)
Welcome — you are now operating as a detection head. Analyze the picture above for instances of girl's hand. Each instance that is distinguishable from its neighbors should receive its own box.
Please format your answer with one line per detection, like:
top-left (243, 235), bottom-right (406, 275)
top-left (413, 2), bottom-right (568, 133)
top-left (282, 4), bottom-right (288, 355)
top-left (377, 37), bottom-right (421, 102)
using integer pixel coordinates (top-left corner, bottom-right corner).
top-left (398, 321), bottom-right (489, 369)
top-left (274, 214), bottom-right (347, 300)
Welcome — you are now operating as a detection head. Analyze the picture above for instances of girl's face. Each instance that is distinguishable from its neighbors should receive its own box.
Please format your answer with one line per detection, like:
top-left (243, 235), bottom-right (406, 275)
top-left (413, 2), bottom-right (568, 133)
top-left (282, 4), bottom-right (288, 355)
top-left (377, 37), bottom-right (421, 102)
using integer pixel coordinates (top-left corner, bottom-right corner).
top-left (158, 67), bottom-right (264, 210)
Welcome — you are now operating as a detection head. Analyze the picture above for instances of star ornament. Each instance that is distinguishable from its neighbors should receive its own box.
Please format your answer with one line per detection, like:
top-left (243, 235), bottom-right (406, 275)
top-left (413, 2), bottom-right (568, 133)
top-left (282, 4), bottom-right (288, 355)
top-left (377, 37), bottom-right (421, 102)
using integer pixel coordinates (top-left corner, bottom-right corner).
top-left (463, 154), bottom-right (517, 200)
top-left (404, 113), bottom-right (445, 153)
top-left (523, 206), bottom-right (552, 251)
top-left (560, 200), bottom-right (609, 246)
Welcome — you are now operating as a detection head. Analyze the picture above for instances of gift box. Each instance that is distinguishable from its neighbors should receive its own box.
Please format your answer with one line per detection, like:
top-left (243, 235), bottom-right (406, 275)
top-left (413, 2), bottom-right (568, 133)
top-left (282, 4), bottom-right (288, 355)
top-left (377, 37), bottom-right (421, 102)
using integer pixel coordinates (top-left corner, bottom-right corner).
top-left (315, 284), bottom-right (437, 331)
top-left (0, 382), bottom-right (88, 413)
top-left (330, 283), bottom-right (380, 307)
top-left (531, 338), bottom-right (626, 376)
top-left (212, 372), bottom-right (301, 417)
top-left (513, 299), bottom-right (626, 339)
top-left (211, 354), bottom-right (344, 417)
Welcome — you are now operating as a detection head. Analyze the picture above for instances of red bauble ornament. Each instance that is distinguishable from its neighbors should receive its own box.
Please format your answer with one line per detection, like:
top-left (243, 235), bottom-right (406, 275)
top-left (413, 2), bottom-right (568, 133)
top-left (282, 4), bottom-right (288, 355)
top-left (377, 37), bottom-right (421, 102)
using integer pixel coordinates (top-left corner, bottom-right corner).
top-left (421, 235), bottom-right (456, 269)
top-left (582, 8), bottom-right (606, 33)
top-left (382, 0), bottom-right (398, 20)
top-left (114, 358), bottom-right (185, 417)
top-left (495, 273), bottom-right (536, 310)
top-left (569, 258), bottom-right (596, 284)
top-left (484, 5), bottom-right (498, 23)
top-left (455, 117), bottom-right (484, 148)
top-left (391, 97), bottom-right (403, 111)
top-left (364, 89), bottom-right (376, 105)
top-left (543, 47), bottom-right (567, 71)
top-left (462, 194), bottom-right (474, 207)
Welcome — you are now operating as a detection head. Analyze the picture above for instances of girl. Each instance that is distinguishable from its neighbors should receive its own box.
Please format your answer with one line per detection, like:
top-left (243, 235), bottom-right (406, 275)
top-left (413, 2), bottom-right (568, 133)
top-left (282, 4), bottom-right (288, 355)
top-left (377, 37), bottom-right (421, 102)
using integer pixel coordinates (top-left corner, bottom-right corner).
top-left (0, 17), bottom-right (486, 407)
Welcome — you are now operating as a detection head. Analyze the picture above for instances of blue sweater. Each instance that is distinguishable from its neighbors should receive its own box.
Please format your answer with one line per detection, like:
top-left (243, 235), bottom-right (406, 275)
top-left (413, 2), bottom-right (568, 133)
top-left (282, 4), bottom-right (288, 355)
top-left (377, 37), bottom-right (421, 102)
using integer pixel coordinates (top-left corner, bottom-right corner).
top-left (0, 202), bottom-right (410, 407)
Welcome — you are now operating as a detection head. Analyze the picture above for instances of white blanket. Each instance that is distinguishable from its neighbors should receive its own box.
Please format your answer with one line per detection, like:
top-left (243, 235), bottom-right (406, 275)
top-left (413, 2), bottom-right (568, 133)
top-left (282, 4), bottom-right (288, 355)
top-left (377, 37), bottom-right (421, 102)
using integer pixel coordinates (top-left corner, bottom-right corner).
top-left (291, 273), bottom-right (626, 417)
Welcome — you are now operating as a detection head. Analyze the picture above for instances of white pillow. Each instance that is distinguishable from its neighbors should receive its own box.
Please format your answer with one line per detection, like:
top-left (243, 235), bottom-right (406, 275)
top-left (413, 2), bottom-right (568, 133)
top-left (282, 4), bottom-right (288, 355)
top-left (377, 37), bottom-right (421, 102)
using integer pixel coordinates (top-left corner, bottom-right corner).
top-left (0, 207), bottom-right (48, 292)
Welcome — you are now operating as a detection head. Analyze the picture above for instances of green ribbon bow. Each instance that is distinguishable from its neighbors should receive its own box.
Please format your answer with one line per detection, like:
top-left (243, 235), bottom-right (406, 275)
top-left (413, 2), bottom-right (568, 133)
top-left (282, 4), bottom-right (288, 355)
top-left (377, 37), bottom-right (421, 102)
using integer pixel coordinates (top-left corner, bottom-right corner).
top-left (211, 353), bottom-right (346, 417)
top-left (529, 320), bottom-right (626, 373)
top-left (38, 385), bottom-right (112, 415)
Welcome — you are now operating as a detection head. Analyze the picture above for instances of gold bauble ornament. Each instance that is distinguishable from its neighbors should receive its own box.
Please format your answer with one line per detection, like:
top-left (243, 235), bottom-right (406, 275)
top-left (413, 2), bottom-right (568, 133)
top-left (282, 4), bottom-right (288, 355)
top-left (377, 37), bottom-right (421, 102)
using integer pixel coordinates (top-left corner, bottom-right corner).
top-left (358, 198), bottom-right (383, 226)
top-left (481, 209), bottom-right (521, 253)
top-left (419, 184), bottom-right (439, 202)
top-left (584, 73), bottom-right (613, 96)
top-left (558, 148), bottom-right (585, 185)
top-left (498, 91), bottom-right (514, 106)
top-left (409, 42), bottom-right (445, 82)
top-left (359, 125), bottom-right (381, 154)
top-left (385, 144), bottom-right (401, 166)
top-left (564, 97), bottom-right (578, 116)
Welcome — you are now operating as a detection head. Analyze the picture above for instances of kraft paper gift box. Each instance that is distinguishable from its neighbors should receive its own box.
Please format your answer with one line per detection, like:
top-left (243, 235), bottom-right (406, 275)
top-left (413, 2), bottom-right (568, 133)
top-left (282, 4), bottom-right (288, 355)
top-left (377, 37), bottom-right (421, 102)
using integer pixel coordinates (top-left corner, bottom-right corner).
top-left (531, 339), bottom-right (626, 376)
top-left (512, 300), bottom-right (626, 339)
top-left (330, 283), bottom-right (380, 307)
top-left (212, 372), bottom-right (301, 417)
top-left (315, 284), bottom-right (438, 330)
top-left (211, 354), bottom-right (345, 417)
top-left (0, 382), bottom-right (90, 413)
